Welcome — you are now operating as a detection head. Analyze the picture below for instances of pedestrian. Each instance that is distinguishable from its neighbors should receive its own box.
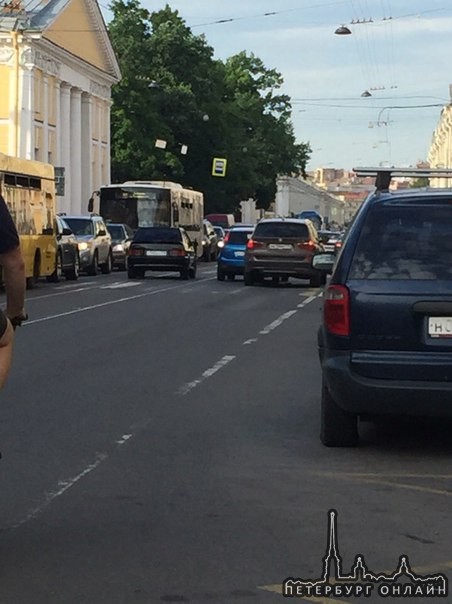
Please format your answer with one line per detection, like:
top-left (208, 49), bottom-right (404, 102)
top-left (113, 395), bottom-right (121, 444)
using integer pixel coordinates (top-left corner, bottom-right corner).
top-left (0, 193), bottom-right (27, 388)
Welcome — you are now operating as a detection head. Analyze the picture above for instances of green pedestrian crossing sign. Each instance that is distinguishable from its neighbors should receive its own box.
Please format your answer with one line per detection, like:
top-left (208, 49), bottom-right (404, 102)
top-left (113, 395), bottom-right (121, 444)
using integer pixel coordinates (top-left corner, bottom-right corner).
top-left (212, 157), bottom-right (227, 177)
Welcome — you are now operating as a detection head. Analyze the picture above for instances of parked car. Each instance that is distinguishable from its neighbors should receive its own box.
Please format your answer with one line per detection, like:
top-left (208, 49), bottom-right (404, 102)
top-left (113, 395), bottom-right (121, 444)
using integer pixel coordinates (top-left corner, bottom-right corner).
top-left (202, 219), bottom-right (219, 261)
top-left (204, 213), bottom-right (235, 229)
top-left (47, 215), bottom-right (80, 282)
top-left (62, 214), bottom-right (113, 275)
top-left (318, 230), bottom-right (344, 254)
top-left (106, 223), bottom-right (134, 270)
top-left (315, 168), bottom-right (452, 447)
top-left (213, 226), bottom-right (226, 251)
top-left (217, 227), bottom-right (254, 281)
top-left (244, 218), bottom-right (326, 286)
top-left (128, 226), bottom-right (197, 280)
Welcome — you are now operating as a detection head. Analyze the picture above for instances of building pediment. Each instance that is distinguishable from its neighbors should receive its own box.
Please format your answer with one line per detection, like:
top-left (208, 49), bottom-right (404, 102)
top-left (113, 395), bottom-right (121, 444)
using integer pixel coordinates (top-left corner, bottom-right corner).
top-left (2, 0), bottom-right (120, 81)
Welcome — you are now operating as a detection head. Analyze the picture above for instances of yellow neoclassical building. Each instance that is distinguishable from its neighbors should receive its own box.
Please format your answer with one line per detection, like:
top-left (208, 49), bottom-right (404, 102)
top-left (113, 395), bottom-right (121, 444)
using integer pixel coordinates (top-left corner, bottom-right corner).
top-left (428, 104), bottom-right (452, 187)
top-left (0, 0), bottom-right (121, 214)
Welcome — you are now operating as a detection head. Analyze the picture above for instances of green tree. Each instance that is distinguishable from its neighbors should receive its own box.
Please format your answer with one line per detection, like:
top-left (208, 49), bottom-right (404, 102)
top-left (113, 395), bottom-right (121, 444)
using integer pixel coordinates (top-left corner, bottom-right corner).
top-left (108, 3), bottom-right (311, 212)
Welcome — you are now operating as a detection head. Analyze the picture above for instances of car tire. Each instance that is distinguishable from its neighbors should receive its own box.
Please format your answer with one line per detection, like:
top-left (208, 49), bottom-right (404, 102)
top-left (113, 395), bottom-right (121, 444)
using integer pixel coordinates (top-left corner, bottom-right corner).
top-left (65, 253), bottom-right (80, 281)
top-left (320, 271), bottom-right (328, 286)
top-left (26, 252), bottom-right (41, 289)
top-left (86, 252), bottom-right (98, 276)
top-left (272, 276), bottom-right (279, 285)
top-left (128, 267), bottom-right (137, 279)
top-left (101, 252), bottom-right (112, 275)
top-left (217, 267), bottom-right (226, 281)
top-left (310, 272), bottom-right (322, 287)
top-left (180, 266), bottom-right (190, 280)
top-left (320, 380), bottom-right (359, 447)
top-left (244, 271), bottom-right (255, 286)
top-left (47, 252), bottom-right (63, 283)
top-left (189, 264), bottom-right (197, 279)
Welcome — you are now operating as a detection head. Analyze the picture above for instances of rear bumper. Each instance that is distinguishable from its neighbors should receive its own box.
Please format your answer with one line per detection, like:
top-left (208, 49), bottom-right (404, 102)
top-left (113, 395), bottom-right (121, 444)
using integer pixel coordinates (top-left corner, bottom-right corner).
top-left (129, 257), bottom-right (189, 271)
top-left (218, 258), bottom-right (245, 273)
top-left (321, 349), bottom-right (452, 417)
top-left (245, 257), bottom-right (316, 278)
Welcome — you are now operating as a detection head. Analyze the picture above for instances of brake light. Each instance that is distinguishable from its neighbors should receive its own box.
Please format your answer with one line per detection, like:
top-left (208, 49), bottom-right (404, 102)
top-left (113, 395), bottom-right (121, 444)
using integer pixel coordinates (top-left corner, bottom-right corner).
top-left (129, 247), bottom-right (144, 256)
top-left (247, 239), bottom-right (264, 249)
top-left (324, 285), bottom-right (350, 336)
top-left (169, 248), bottom-right (186, 257)
top-left (335, 241), bottom-right (342, 249)
top-left (298, 240), bottom-right (316, 251)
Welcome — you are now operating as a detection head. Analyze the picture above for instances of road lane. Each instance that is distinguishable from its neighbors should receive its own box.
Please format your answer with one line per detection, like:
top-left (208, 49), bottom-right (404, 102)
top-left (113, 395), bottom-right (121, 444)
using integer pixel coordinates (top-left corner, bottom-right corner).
top-left (2, 272), bottom-right (452, 603)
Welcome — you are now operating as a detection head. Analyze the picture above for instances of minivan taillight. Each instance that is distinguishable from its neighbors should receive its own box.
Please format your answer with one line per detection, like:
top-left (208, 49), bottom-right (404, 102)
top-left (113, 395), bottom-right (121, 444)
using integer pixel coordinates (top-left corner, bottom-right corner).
top-left (247, 239), bottom-right (264, 250)
top-left (324, 285), bottom-right (350, 336)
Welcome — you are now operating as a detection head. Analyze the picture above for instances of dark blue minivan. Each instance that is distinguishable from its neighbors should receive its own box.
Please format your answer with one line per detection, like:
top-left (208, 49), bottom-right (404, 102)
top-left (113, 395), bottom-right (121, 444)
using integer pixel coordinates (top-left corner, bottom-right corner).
top-left (316, 167), bottom-right (452, 446)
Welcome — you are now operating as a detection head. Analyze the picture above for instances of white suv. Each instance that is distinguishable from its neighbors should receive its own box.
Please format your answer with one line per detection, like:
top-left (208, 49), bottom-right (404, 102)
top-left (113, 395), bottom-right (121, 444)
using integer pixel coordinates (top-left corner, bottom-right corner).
top-left (61, 214), bottom-right (113, 275)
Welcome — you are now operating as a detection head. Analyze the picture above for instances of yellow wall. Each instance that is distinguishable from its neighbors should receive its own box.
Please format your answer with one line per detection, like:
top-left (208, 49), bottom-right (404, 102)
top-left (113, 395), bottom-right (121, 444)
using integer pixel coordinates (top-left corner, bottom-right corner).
top-left (0, 66), bottom-right (10, 119)
top-left (44, 0), bottom-right (110, 73)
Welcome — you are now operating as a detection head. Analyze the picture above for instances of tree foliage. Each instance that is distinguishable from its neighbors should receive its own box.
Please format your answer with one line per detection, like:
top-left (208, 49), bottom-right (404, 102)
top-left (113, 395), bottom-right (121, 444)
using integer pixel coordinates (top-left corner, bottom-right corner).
top-left (108, 1), bottom-right (311, 212)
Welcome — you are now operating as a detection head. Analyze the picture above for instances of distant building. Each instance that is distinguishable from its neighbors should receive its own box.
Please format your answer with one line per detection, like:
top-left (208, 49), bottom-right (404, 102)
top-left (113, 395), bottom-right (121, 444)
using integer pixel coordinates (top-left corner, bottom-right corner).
top-left (428, 101), bottom-right (452, 187)
top-left (0, 0), bottom-right (121, 214)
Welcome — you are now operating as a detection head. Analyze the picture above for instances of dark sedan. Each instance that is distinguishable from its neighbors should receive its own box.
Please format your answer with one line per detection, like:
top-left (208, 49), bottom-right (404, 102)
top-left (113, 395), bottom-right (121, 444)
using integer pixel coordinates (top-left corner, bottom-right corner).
top-left (107, 223), bottom-right (134, 270)
top-left (48, 215), bottom-right (80, 282)
top-left (128, 227), bottom-right (197, 280)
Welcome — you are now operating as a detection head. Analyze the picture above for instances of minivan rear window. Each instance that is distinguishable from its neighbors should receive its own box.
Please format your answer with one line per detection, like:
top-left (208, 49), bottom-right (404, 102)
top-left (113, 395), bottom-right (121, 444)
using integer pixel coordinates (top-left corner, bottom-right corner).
top-left (228, 230), bottom-right (252, 244)
top-left (133, 227), bottom-right (181, 244)
top-left (253, 222), bottom-right (309, 239)
top-left (349, 203), bottom-right (452, 280)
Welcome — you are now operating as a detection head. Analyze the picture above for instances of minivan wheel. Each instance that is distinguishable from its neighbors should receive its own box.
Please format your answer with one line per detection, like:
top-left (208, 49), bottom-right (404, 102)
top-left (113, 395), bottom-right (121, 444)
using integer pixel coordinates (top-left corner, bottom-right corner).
top-left (320, 380), bottom-right (359, 447)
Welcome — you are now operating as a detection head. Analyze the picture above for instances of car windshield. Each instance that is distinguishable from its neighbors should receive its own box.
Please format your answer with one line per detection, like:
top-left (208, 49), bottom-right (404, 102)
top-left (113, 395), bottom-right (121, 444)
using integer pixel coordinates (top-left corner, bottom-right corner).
top-left (107, 225), bottom-right (125, 240)
top-left (133, 227), bottom-right (181, 244)
top-left (254, 222), bottom-right (309, 239)
top-left (63, 218), bottom-right (94, 236)
top-left (228, 230), bottom-right (252, 244)
top-left (349, 202), bottom-right (452, 280)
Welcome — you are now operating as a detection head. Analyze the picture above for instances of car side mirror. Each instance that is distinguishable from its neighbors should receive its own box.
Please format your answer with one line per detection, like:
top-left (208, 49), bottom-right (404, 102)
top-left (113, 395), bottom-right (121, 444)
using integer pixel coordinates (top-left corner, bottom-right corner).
top-left (98, 229), bottom-right (106, 237)
top-left (312, 253), bottom-right (336, 274)
top-left (62, 227), bottom-right (73, 236)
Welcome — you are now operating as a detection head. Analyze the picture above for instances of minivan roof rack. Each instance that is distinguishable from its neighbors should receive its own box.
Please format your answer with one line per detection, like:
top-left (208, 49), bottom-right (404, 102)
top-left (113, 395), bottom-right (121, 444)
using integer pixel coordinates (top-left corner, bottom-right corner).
top-left (353, 166), bottom-right (452, 191)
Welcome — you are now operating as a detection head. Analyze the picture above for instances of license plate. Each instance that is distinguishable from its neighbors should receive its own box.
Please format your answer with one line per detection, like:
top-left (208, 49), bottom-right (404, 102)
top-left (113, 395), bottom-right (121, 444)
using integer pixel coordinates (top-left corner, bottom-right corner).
top-left (268, 244), bottom-right (292, 250)
top-left (234, 251), bottom-right (245, 257)
top-left (146, 250), bottom-right (167, 256)
top-left (428, 317), bottom-right (452, 338)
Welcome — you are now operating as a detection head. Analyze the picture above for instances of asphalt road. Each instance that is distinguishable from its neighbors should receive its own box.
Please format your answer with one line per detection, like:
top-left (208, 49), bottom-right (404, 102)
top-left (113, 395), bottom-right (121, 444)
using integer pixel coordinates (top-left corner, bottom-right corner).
top-left (1, 265), bottom-right (452, 603)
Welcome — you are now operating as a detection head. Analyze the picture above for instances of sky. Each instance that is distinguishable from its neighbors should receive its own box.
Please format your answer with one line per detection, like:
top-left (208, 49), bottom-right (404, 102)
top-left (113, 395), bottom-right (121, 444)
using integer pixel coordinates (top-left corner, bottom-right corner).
top-left (101, 0), bottom-right (452, 172)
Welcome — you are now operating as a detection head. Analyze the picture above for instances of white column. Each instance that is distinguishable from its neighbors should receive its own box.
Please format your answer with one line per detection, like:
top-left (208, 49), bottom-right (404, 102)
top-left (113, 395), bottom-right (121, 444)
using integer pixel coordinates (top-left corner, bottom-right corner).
top-left (59, 82), bottom-right (71, 214)
top-left (97, 99), bottom-right (103, 189)
top-left (42, 75), bottom-right (49, 163)
top-left (70, 88), bottom-right (82, 215)
top-left (54, 80), bottom-right (61, 165)
top-left (81, 92), bottom-right (93, 211)
top-left (105, 98), bottom-right (112, 184)
top-left (19, 66), bottom-right (34, 160)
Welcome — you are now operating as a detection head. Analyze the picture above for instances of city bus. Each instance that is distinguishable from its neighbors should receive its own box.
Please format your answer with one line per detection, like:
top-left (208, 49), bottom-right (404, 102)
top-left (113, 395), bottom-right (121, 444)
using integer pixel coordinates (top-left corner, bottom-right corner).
top-left (0, 153), bottom-right (57, 288)
top-left (89, 181), bottom-right (204, 258)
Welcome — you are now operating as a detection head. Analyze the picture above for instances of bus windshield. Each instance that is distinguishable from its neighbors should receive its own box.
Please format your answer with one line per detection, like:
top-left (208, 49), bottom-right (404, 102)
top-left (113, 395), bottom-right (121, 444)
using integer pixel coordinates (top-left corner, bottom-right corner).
top-left (100, 187), bottom-right (171, 229)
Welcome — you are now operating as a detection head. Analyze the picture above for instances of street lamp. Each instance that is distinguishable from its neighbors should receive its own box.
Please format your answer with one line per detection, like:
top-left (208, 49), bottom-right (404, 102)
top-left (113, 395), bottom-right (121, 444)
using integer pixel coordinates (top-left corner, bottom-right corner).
top-left (335, 24), bottom-right (352, 35)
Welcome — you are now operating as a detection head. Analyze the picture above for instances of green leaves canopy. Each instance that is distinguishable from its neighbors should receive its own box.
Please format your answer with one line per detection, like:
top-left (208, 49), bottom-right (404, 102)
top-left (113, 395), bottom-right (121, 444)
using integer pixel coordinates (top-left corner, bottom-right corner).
top-left (108, 1), bottom-right (311, 212)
